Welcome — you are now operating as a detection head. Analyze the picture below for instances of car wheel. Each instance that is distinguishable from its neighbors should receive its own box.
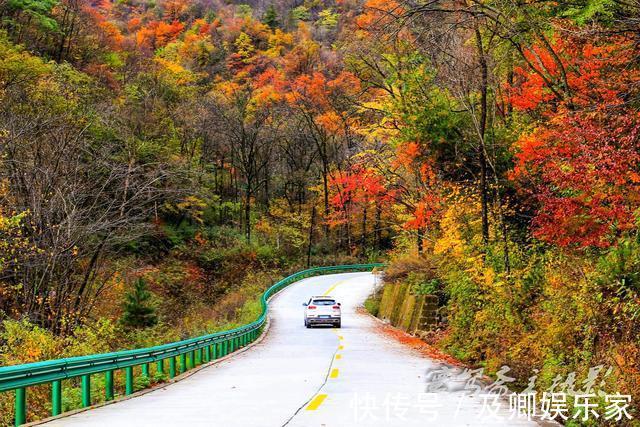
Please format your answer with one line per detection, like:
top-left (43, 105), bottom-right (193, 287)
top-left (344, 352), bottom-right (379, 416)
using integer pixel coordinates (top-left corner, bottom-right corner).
top-left (336, 321), bottom-right (341, 328)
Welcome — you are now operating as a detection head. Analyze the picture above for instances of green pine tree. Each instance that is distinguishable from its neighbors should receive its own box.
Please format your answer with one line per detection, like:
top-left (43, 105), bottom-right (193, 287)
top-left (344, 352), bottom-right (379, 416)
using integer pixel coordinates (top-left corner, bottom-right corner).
top-left (122, 278), bottom-right (157, 328)
top-left (263, 5), bottom-right (279, 29)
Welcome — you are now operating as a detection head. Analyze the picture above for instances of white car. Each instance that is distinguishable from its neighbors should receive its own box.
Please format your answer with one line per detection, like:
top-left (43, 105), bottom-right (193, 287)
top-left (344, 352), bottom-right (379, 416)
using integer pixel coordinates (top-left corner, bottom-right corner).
top-left (303, 296), bottom-right (341, 328)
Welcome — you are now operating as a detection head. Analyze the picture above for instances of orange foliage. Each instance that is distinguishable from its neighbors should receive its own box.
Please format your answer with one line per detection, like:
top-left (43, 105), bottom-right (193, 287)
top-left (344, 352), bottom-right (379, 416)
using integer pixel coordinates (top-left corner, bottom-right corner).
top-left (355, 0), bottom-right (403, 30)
top-left (136, 20), bottom-right (185, 49)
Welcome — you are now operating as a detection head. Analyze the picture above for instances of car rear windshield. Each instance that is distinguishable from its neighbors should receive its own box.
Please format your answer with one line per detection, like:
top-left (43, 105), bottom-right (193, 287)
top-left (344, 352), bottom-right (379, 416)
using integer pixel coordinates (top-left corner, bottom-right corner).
top-left (312, 299), bottom-right (335, 306)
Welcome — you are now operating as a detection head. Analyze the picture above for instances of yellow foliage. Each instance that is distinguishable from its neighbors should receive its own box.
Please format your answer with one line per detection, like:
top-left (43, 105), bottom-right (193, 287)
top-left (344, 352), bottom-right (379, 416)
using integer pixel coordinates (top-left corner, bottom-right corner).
top-left (234, 32), bottom-right (255, 61)
top-left (266, 29), bottom-right (294, 57)
top-left (0, 320), bottom-right (60, 365)
top-left (433, 203), bottom-right (466, 259)
top-left (255, 199), bottom-right (310, 251)
top-left (431, 189), bottom-right (483, 270)
top-left (175, 195), bottom-right (207, 224)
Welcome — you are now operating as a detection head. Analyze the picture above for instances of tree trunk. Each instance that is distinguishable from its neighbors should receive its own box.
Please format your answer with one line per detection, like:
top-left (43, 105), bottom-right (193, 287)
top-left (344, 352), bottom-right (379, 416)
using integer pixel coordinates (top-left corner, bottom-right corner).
top-left (475, 26), bottom-right (490, 250)
top-left (244, 190), bottom-right (251, 243)
top-left (307, 205), bottom-right (316, 268)
top-left (375, 203), bottom-right (382, 249)
top-left (500, 203), bottom-right (510, 274)
top-left (264, 163), bottom-right (270, 210)
top-left (120, 155), bottom-right (134, 218)
top-left (361, 202), bottom-right (367, 251)
top-left (322, 159), bottom-right (330, 238)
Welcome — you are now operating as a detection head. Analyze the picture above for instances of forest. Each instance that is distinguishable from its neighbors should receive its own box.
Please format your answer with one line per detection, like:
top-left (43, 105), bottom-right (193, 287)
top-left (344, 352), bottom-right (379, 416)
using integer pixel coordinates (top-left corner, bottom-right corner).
top-left (0, 0), bottom-right (639, 424)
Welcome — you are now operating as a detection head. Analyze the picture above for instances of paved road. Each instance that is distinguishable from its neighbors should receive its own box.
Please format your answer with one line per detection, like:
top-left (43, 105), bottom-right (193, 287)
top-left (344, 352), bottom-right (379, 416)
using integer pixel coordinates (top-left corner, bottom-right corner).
top-left (44, 272), bottom-right (538, 426)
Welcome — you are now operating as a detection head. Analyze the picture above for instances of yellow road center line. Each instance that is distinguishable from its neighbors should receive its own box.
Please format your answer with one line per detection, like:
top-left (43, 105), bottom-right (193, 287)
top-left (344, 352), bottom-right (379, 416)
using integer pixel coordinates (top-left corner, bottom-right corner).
top-left (330, 368), bottom-right (339, 378)
top-left (338, 335), bottom-right (343, 340)
top-left (324, 280), bottom-right (345, 296)
top-left (338, 345), bottom-right (344, 350)
top-left (335, 354), bottom-right (342, 360)
top-left (306, 394), bottom-right (328, 410)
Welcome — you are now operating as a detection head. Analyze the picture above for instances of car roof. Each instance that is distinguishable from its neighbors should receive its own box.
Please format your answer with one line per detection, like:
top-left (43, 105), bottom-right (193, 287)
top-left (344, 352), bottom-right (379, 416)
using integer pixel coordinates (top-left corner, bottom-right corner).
top-left (312, 296), bottom-right (334, 299)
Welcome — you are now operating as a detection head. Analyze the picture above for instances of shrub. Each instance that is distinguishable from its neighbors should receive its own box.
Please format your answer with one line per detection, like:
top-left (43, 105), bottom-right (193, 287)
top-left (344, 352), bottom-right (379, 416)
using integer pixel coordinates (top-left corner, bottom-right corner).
top-left (0, 319), bottom-right (60, 365)
top-left (63, 318), bottom-right (120, 357)
top-left (364, 295), bottom-right (381, 317)
top-left (0, 320), bottom-right (61, 424)
top-left (121, 278), bottom-right (158, 329)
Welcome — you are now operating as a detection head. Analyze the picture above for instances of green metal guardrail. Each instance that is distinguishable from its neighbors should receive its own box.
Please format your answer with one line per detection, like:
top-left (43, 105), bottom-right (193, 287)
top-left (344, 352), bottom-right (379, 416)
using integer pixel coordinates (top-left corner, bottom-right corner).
top-left (0, 263), bottom-right (383, 426)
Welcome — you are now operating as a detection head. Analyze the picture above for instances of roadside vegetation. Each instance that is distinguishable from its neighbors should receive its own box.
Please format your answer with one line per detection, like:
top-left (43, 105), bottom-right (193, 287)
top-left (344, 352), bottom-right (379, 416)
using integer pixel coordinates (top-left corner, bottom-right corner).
top-left (1, 0), bottom-right (639, 424)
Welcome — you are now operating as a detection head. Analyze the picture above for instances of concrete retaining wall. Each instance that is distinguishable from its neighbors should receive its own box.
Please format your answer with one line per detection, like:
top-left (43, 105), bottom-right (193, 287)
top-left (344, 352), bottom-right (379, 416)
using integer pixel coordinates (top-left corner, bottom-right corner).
top-left (378, 283), bottom-right (438, 334)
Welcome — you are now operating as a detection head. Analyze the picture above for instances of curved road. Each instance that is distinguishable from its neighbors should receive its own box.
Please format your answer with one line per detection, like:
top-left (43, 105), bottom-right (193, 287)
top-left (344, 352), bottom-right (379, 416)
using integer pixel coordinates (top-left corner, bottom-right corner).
top-left (44, 272), bottom-right (538, 426)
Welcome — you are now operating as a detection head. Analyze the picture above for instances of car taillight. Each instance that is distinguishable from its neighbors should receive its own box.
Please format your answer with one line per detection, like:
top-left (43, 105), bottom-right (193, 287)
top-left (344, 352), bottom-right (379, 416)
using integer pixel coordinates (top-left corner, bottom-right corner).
top-left (333, 305), bottom-right (340, 309)
top-left (308, 305), bottom-right (316, 309)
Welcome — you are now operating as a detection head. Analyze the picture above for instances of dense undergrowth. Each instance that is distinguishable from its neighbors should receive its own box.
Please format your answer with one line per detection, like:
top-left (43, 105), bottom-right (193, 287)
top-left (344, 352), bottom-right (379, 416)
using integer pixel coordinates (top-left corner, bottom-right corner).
top-left (380, 213), bottom-right (640, 425)
top-left (0, 221), bottom-right (360, 425)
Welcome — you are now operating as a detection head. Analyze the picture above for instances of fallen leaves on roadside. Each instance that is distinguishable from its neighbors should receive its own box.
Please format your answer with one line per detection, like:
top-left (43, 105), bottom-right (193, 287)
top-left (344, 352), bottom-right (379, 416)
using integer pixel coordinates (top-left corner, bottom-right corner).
top-left (358, 307), bottom-right (464, 367)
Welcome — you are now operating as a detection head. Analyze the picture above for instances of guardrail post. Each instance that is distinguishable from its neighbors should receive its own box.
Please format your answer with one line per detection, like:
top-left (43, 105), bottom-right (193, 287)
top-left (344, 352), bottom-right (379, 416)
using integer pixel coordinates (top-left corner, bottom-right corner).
top-left (169, 357), bottom-right (176, 378)
top-left (0, 264), bottom-right (381, 426)
top-left (81, 374), bottom-right (91, 407)
top-left (105, 370), bottom-right (114, 401)
top-left (15, 387), bottom-right (26, 426)
top-left (52, 380), bottom-right (62, 416)
top-left (142, 363), bottom-right (149, 378)
top-left (179, 353), bottom-right (187, 374)
top-left (125, 366), bottom-right (134, 395)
